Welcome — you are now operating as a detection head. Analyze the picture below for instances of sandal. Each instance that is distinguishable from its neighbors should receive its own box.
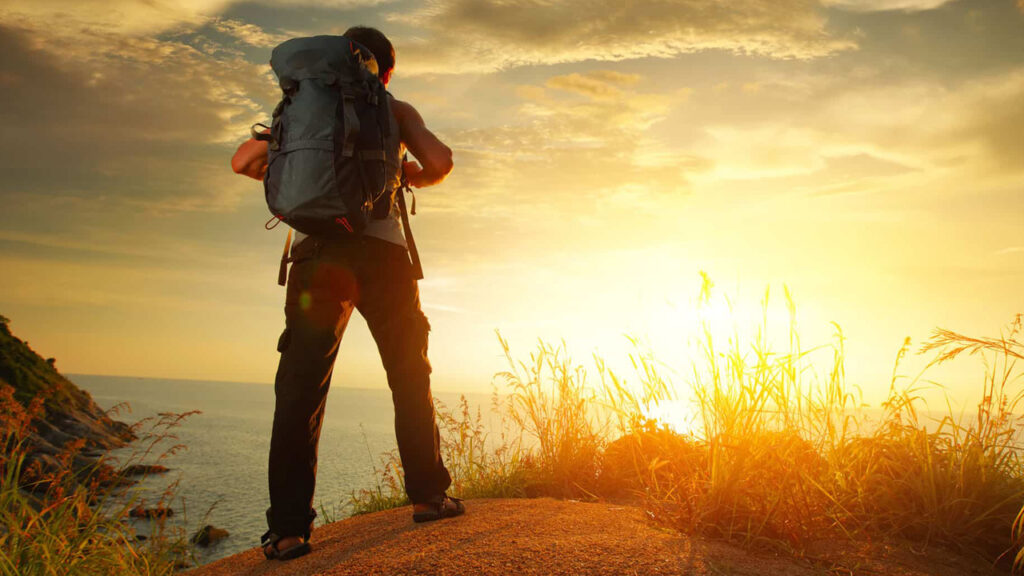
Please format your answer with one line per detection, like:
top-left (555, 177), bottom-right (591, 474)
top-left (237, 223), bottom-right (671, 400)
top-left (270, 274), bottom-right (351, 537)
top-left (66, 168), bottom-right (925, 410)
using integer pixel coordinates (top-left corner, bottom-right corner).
top-left (412, 494), bottom-right (466, 523)
top-left (260, 530), bottom-right (312, 560)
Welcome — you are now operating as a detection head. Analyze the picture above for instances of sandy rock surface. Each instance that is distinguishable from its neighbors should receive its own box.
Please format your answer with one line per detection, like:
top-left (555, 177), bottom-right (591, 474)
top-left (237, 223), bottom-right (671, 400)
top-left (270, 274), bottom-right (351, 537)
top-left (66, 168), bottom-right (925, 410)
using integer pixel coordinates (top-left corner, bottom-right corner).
top-left (185, 498), bottom-right (1001, 576)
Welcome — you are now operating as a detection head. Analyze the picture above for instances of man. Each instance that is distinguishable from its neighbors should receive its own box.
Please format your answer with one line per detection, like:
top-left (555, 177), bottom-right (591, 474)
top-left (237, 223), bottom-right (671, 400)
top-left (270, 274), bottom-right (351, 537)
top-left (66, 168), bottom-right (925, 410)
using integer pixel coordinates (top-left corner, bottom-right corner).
top-left (231, 26), bottom-right (462, 561)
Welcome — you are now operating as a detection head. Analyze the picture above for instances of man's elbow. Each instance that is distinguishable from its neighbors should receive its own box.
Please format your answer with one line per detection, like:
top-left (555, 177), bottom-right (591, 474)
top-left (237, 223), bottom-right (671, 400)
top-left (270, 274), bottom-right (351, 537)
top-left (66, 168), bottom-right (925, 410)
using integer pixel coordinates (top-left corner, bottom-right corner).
top-left (412, 153), bottom-right (454, 188)
top-left (430, 148), bottom-right (454, 180)
top-left (230, 145), bottom-right (254, 175)
top-left (231, 155), bottom-right (246, 175)
top-left (437, 152), bottom-right (454, 178)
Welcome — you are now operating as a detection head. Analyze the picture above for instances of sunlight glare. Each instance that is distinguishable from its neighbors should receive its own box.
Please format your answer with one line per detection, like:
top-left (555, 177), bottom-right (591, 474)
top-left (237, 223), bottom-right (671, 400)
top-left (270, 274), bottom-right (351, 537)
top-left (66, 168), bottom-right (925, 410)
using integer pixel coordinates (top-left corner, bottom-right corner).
top-left (643, 399), bottom-right (700, 436)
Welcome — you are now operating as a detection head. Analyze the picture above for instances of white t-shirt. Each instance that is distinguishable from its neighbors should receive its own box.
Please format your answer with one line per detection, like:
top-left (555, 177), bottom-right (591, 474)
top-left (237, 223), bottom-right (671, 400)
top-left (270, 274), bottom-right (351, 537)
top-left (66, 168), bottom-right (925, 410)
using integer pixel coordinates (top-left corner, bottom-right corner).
top-left (291, 205), bottom-right (406, 250)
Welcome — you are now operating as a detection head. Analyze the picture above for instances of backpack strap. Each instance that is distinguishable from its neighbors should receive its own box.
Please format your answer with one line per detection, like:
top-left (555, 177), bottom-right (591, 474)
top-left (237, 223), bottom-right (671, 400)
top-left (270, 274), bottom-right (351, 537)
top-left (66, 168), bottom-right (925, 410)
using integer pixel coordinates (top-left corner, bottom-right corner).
top-left (377, 85), bottom-right (392, 139)
top-left (251, 123), bottom-right (272, 141)
top-left (340, 91), bottom-right (359, 157)
top-left (397, 183), bottom-right (422, 280)
top-left (398, 153), bottom-right (423, 280)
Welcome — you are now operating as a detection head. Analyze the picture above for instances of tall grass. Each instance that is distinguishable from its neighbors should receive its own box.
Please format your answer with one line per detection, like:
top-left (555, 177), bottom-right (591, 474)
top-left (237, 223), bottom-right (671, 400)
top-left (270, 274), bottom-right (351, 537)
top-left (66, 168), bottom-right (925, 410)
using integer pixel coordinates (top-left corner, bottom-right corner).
top-left (351, 278), bottom-right (1024, 570)
top-left (348, 394), bottom-right (531, 516)
top-left (625, 283), bottom-right (1024, 564)
top-left (0, 386), bottom-right (194, 575)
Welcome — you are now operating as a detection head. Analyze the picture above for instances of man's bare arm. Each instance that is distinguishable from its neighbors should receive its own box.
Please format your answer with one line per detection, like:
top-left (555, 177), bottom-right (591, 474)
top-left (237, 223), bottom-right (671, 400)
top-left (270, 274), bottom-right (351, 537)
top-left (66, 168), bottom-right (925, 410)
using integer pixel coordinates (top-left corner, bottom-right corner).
top-left (231, 132), bottom-right (269, 180)
top-left (392, 99), bottom-right (453, 188)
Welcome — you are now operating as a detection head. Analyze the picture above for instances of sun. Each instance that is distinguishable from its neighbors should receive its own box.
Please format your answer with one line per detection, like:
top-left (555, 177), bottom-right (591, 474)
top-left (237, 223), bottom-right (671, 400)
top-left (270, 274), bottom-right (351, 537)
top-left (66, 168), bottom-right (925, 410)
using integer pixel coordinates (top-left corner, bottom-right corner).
top-left (643, 399), bottom-right (702, 436)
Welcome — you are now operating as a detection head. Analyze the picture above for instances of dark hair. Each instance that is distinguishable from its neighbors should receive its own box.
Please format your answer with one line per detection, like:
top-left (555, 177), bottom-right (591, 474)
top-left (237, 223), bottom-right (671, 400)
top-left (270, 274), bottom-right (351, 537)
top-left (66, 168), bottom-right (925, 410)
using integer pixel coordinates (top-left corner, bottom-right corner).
top-left (343, 26), bottom-right (395, 77)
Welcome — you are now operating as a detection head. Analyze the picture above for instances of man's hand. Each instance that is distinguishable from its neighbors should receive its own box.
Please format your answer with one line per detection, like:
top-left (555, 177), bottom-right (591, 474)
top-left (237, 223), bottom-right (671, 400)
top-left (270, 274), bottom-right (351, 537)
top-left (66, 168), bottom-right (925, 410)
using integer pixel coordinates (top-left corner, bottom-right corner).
top-left (402, 160), bottom-right (426, 187)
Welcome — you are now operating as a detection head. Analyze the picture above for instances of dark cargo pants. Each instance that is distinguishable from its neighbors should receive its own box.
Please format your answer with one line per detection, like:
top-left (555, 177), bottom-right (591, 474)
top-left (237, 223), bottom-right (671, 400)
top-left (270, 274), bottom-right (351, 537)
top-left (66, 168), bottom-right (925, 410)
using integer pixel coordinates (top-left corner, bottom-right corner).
top-left (266, 234), bottom-right (452, 538)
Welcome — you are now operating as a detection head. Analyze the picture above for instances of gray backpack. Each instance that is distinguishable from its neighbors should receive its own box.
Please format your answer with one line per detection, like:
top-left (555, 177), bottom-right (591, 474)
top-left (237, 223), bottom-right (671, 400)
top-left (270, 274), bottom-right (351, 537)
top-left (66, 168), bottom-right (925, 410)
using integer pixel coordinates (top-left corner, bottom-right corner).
top-left (255, 36), bottom-right (401, 236)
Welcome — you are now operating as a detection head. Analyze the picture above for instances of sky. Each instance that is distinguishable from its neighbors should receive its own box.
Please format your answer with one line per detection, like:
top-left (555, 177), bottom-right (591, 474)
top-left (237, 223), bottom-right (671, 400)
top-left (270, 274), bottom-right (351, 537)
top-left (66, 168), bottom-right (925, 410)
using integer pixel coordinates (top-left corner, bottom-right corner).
top-left (0, 0), bottom-right (1021, 407)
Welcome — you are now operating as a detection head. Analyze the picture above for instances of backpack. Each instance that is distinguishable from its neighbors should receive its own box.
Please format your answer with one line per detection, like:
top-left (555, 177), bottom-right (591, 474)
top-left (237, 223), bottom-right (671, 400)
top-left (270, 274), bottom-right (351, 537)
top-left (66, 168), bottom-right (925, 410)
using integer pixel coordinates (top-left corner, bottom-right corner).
top-left (254, 35), bottom-right (401, 236)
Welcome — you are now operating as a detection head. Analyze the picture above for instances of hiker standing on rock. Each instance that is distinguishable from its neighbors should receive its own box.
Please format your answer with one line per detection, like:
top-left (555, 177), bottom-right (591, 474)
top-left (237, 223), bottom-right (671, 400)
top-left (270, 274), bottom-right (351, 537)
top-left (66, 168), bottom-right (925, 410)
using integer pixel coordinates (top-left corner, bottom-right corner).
top-left (231, 26), bottom-right (463, 561)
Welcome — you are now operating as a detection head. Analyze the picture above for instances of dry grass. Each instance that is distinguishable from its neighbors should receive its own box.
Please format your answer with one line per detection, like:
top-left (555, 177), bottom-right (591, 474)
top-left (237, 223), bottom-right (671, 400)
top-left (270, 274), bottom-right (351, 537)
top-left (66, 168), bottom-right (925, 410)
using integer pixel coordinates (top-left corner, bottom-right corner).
top-left (0, 388), bottom-right (196, 575)
top-left (352, 277), bottom-right (1024, 571)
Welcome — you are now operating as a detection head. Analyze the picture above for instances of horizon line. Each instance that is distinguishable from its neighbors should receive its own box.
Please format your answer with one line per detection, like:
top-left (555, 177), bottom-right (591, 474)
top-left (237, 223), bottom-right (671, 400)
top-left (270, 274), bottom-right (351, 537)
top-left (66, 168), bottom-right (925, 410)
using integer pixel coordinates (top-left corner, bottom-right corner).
top-left (65, 372), bottom-right (492, 396)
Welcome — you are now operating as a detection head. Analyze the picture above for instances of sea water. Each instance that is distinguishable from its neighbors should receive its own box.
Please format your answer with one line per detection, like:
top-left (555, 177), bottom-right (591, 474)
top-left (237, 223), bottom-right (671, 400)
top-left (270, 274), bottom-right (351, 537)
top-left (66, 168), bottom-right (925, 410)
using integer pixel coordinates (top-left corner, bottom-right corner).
top-left (72, 374), bottom-right (489, 566)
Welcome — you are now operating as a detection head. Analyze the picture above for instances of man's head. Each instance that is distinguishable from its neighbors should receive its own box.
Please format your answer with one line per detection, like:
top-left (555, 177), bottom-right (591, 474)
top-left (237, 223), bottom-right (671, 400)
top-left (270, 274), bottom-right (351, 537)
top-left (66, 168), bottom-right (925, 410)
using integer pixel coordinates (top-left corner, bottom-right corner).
top-left (344, 26), bottom-right (395, 86)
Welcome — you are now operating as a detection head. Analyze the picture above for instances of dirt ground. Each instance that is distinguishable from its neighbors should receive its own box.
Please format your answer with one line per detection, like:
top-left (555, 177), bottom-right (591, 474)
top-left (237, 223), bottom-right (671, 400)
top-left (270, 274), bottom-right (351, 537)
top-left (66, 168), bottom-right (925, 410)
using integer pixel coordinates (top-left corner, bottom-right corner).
top-left (184, 498), bottom-right (1003, 576)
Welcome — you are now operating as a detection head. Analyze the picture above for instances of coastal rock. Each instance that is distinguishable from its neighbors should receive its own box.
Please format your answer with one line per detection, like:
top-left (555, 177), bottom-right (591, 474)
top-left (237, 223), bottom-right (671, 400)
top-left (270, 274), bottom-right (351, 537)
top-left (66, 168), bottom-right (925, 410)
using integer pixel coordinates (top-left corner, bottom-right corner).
top-left (53, 405), bottom-right (135, 451)
top-left (129, 505), bottom-right (174, 519)
top-left (120, 464), bottom-right (171, 477)
top-left (19, 452), bottom-right (62, 493)
top-left (192, 525), bottom-right (230, 547)
top-left (32, 417), bottom-right (77, 449)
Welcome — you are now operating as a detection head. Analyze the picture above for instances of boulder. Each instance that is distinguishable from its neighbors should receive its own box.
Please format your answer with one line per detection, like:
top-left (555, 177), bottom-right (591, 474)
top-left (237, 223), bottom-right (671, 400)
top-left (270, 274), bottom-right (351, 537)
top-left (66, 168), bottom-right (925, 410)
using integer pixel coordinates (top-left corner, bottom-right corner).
top-left (120, 464), bottom-right (170, 477)
top-left (191, 525), bottom-right (230, 547)
top-left (129, 505), bottom-right (174, 519)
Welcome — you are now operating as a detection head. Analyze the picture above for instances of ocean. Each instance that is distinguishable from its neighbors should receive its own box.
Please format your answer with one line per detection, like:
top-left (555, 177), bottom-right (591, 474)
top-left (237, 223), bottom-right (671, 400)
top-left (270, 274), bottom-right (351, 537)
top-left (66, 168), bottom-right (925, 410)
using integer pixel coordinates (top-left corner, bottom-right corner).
top-left (71, 374), bottom-right (490, 566)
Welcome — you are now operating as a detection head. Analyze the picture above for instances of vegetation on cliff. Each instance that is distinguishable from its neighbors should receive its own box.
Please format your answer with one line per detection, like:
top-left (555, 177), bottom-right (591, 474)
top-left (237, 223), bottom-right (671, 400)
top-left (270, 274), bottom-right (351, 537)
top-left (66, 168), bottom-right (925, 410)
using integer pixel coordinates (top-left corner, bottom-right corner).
top-left (0, 314), bottom-right (134, 452)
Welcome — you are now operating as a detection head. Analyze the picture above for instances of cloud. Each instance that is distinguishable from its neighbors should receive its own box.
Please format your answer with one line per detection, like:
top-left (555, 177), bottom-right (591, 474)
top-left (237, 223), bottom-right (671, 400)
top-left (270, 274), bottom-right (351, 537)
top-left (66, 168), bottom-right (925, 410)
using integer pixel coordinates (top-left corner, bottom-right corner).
top-left (0, 21), bottom-right (274, 214)
top-left (0, 0), bottom-right (393, 35)
top-left (822, 0), bottom-right (957, 11)
top-left (684, 63), bottom-right (1024, 191)
top-left (0, 0), bottom-right (234, 35)
top-left (545, 71), bottom-right (641, 100)
top-left (213, 18), bottom-right (289, 47)
top-left (947, 70), bottom-right (1024, 172)
top-left (699, 125), bottom-right (832, 179)
top-left (430, 70), bottom-right (706, 224)
top-left (393, 0), bottom-right (856, 75)
top-left (815, 69), bottom-right (1024, 177)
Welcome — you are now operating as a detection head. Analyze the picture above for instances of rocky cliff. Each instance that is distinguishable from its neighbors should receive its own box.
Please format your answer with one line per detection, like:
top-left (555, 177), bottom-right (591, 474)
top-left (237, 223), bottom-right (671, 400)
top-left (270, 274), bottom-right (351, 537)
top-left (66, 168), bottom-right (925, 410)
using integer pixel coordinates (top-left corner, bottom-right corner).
top-left (0, 314), bottom-right (135, 489)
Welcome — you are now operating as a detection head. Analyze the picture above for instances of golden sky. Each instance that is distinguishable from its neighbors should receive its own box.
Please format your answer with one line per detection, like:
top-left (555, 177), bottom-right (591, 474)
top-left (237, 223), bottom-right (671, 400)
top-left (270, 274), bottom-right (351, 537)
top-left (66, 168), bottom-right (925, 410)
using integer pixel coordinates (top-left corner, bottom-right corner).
top-left (0, 0), bottom-right (1020, 405)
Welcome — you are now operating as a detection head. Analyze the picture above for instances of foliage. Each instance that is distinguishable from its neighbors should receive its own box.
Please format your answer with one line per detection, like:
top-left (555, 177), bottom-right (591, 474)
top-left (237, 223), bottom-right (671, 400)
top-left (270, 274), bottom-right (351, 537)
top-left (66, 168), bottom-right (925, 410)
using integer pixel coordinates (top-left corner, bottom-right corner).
top-left (0, 317), bottom-right (132, 450)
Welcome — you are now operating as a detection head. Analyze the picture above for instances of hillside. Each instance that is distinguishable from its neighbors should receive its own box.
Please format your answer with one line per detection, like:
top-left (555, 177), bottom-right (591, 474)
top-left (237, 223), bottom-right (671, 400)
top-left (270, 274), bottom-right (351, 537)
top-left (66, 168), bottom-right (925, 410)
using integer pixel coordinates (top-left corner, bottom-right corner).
top-left (0, 315), bottom-right (134, 486)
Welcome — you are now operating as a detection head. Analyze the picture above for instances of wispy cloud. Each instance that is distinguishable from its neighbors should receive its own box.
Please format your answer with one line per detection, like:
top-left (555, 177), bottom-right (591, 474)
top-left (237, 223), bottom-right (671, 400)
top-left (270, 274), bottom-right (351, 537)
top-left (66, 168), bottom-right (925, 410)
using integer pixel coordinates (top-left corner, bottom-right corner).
top-left (0, 20), bottom-right (271, 213)
top-left (0, 0), bottom-right (392, 35)
top-left (819, 69), bottom-right (1024, 178)
top-left (545, 71), bottom-right (641, 101)
top-left (432, 70), bottom-right (703, 221)
top-left (393, 0), bottom-right (856, 75)
top-left (685, 65), bottom-right (1024, 188)
top-left (822, 0), bottom-right (957, 11)
top-left (213, 18), bottom-right (290, 47)
top-left (0, 0), bottom-right (233, 35)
